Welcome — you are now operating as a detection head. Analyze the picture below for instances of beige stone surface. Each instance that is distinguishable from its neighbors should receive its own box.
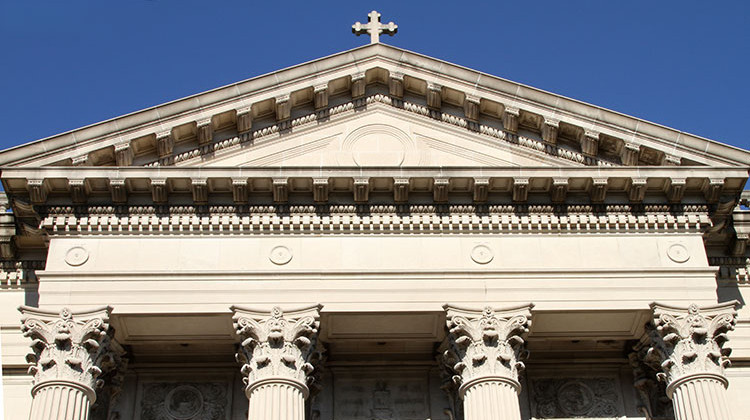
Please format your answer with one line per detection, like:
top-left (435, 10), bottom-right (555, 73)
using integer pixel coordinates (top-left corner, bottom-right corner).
top-left (1, 36), bottom-right (749, 420)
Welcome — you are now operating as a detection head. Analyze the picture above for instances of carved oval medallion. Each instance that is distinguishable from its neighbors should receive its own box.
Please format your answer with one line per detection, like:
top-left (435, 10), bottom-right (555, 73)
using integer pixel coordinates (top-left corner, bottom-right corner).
top-left (64, 246), bottom-right (89, 267)
top-left (667, 243), bottom-right (690, 263)
top-left (165, 385), bottom-right (203, 419)
top-left (470, 244), bottom-right (494, 264)
top-left (269, 246), bottom-right (293, 265)
top-left (557, 381), bottom-right (595, 416)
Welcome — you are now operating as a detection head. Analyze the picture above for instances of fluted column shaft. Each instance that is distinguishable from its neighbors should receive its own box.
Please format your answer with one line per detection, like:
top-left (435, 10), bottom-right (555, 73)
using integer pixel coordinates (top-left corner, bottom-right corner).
top-left (247, 379), bottom-right (306, 420)
top-left (669, 374), bottom-right (731, 420)
top-left (461, 377), bottom-right (521, 420)
top-left (29, 381), bottom-right (92, 420)
top-left (442, 304), bottom-right (533, 420)
top-left (232, 305), bottom-right (323, 420)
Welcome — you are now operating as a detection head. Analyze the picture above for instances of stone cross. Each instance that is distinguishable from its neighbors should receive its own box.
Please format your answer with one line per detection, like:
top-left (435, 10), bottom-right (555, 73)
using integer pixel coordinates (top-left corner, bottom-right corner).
top-left (352, 10), bottom-right (398, 44)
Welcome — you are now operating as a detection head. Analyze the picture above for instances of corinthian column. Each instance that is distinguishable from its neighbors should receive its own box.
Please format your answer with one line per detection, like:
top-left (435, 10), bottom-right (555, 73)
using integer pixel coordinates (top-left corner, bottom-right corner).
top-left (19, 306), bottom-right (116, 420)
top-left (648, 301), bottom-right (738, 420)
top-left (442, 304), bottom-right (533, 420)
top-left (231, 305), bottom-right (322, 420)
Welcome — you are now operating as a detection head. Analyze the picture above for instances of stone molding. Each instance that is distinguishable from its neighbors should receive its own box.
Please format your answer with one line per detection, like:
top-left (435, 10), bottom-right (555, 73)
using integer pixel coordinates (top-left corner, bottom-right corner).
top-left (36, 204), bottom-right (711, 237)
top-left (19, 305), bottom-right (117, 402)
top-left (442, 304), bottom-right (533, 397)
top-left (231, 305), bottom-right (323, 398)
top-left (647, 301), bottom-right (738, 397)
top-left (5, 165), bottom-right (742, 209)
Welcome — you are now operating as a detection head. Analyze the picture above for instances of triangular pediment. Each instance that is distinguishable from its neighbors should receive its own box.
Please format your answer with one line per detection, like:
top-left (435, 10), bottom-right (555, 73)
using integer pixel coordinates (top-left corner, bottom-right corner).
top-left (0, 43), bottom-right (747, 170)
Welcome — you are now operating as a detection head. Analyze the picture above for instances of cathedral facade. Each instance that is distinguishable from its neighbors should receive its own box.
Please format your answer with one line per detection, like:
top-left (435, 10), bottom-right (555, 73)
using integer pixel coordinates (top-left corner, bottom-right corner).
top-left (1, 37), bottom-right (749, 420)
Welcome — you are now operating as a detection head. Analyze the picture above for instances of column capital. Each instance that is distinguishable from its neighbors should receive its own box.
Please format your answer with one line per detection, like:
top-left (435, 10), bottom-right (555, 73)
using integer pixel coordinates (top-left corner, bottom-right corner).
top-left (232, 305), bottom-right (323, 398)
top-left (19, 305), bottom-right (115, 401)
top-left (647, 301), bottom-right (738, 394)
top-left (442, 304), bottom-right (533, 397)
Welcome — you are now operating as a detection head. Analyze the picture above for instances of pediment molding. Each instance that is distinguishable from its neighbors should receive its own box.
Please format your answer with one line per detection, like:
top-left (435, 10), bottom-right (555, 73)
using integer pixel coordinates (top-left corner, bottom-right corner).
top-left (1, 45), bottom-right (747, 169)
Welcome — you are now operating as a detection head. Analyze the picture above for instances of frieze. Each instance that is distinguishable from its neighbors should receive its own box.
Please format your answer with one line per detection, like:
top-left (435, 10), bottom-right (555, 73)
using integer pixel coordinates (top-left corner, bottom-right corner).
top-left (139, 382), bottom-right (229, 420)
top-left (38, 204), bottom-right (711, 237)
top-left (528, 377), bottom-right (623, 418)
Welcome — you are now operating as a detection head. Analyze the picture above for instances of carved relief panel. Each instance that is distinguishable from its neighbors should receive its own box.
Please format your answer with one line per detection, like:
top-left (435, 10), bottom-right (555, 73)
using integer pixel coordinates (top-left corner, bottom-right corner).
top-left (527, 375), bottom-right (626, 419)
top-left (133, 375), bottom-right (236, 420)
top-left (312, 367), bottom-right (450, 420)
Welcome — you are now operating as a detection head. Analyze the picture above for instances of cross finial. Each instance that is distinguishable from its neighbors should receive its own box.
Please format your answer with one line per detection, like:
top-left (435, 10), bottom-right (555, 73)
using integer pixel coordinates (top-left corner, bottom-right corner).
top-left (352, 10), bottom-right (398, 44)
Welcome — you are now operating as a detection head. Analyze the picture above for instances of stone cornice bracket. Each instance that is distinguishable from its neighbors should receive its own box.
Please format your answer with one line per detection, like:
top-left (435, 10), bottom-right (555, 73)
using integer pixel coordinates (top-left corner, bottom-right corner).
top-left (19, 305), bottom-right (114, 401)
top-left (647, 301), bottom-right (738, 396)
top-left (313, 178), bottom-right (329, 203)
top-left (196, 118), bottom-right (213, 146)
top-left (351, 73), bottom-right (366, 99)
top-left (114, 142), bottom-right (133, 166)
top-left (272, 178), bottom-right (289, 203)
top-left (232, 178), bottom-right (249, 204)
top-left (473, 178), bottom-right (490, 203)
top-left (427, 83), bottom-right (443, 111)
top-left (512, 178), bottom-right (529, 203)
top-left (589, 178), bottom-right (608, 203)
top-left (580, 129), bottom-right (600, 158)
top-left (68, 179), bottom-right (89, 204)
top-left (150, 179), bottom-right (168, 204)
top-left (27, 179), bottom-right (48, 205)
top-left (621, 141), bottom-right (641, 166)
top-left (236, 107), bottom-right (253, 134)
top-left (666, 178), bottom-right (686, 203)
top-left (662, 154), bottom-right (682, 166)
top-left (313, 84), bottom-right (329, 110)
top-left (353, 177), bottom-right (370, 203)
top-left (389, 72), bottom-right (404, 99)
top-left (541, 118), bottom-right (559, 145)
top-left (191, 178), bottom-right (208, 204)
top-left (502, 106), bottom-right (520, 134)
top-left (442, 304), bottom-right (534, 397)
top-left (628, 178), bottom-right (648, 203)
top-left (275, 95), bottom-right (291, 122)
top-left (393, 178), bottom-right (410, 202)
top-left (109, 179), bottom-right (128, 205)
top-left (433, 178), bottom-right (450, 203)
top-left (156, 130), bottom-right (173, 158)
top-left (231, 305), bottom-right (323, 397)
top-left (550, 178), bottom-right (569, 203)
top-left (463, 95), bottom-right (481, 122)
top-left (729, 209), bottom-right (749, 256)
top-left (71, 154), bottom-right (89, 166)
top-left (703, 178), bottom-right (724, 204)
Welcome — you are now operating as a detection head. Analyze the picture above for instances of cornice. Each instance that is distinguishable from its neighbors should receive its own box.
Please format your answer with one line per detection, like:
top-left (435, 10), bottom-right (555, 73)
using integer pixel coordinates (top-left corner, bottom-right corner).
top-left (2, 166), bottom-right (746, 211)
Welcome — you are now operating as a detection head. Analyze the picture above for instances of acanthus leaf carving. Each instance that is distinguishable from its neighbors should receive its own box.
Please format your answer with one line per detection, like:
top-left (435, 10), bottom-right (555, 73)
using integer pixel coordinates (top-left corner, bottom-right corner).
top-left (647, 301), bottom-right (738, 395)
top-left (20, 305), bottom-right (118, 400)
top-left (442, 304), bottom-right (533, 396)
top-left (232, 305), bottom-right (323, 396)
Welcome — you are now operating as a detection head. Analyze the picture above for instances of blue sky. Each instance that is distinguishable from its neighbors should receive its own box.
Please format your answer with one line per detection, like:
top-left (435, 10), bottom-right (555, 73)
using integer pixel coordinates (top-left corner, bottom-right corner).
top-left (1, 1), bottom-right (748, 153)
